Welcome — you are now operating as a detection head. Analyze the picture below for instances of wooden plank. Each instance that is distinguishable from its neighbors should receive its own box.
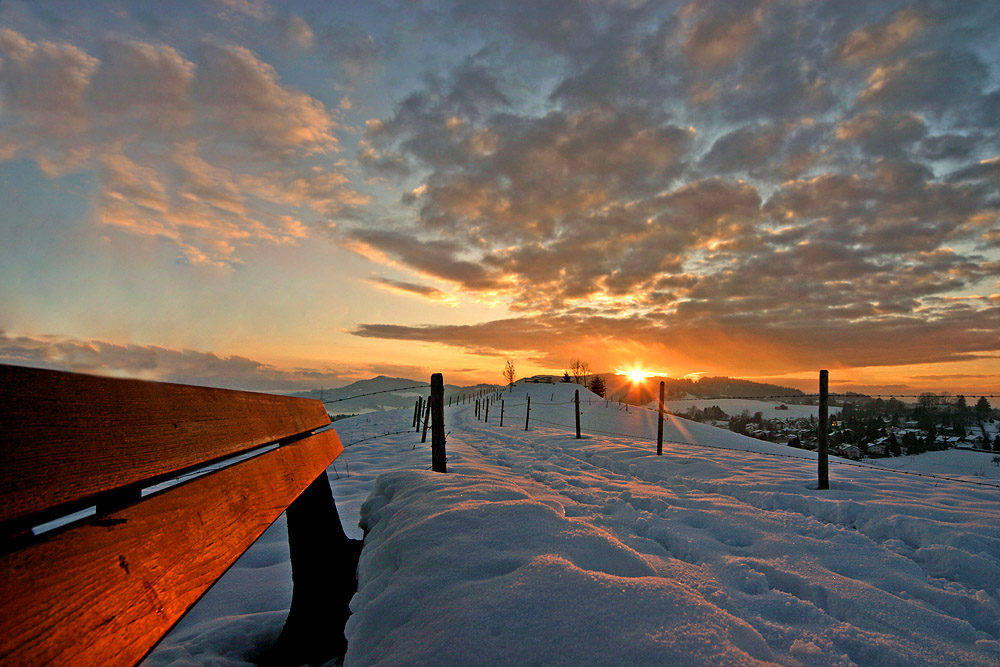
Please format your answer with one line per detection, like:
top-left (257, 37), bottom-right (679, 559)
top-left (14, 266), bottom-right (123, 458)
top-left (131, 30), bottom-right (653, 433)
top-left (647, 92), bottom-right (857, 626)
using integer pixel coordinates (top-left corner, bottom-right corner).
top-left (0, 428), bottom-right (343, 667)
top-left (0, 364), bottom-right (330, 528)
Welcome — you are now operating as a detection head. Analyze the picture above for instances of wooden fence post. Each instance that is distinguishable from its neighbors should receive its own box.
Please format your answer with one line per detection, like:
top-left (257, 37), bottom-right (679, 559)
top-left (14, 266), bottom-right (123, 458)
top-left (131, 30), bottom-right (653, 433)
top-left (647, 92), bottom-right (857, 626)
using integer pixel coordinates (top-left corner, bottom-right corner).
top-left (818, 370), bottom-right (829, 490)
top-left (525, 395), bottom-right (531, 431)
top-left (421, 399), bottom-right (431, 443)
top-left (500, 400), bottom-right (505, 427)
top-left (413, 397), bottom-right (421, 429)
top-left (431, 373), bottom-right (447, 473)
top-left (485, 400), bottom-right (490, 422)
top-left (575, 390), bottom-right (581, 439)
top-left (657, 381), bottom-right (665, 456)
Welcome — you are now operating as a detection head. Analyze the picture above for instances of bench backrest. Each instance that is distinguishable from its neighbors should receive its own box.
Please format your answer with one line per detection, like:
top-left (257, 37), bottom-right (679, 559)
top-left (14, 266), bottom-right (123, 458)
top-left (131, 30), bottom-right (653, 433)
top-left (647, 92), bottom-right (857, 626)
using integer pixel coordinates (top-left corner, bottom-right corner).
top-left (0, 364), bottom-right (344, 666)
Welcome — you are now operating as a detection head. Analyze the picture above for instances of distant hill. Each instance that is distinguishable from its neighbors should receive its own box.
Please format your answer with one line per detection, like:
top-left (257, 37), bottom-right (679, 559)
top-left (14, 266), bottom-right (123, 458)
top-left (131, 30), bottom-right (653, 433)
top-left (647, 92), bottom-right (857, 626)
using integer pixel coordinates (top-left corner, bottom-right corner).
top-left (292, 376), bottom-right (500, 416)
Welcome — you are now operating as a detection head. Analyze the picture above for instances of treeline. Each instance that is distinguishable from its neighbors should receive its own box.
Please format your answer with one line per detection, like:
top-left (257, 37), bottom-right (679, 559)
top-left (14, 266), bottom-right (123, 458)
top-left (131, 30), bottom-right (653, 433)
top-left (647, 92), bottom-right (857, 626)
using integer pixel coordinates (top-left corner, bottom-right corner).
top-left (664, 377), bottom-right (806, 400)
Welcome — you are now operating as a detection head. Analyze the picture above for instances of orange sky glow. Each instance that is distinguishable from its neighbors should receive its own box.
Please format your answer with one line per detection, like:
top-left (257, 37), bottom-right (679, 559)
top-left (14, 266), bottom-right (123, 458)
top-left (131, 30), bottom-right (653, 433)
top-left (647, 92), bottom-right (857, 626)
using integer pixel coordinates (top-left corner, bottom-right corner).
top-left (0, 2), bottom-right (997, 397)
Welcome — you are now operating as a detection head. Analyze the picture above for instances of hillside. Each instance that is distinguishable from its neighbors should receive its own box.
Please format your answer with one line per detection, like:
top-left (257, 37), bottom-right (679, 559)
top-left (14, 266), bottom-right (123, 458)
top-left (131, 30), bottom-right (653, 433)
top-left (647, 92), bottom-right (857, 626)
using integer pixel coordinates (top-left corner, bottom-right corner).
top-left (146, 382), bottom-right (1000, 667)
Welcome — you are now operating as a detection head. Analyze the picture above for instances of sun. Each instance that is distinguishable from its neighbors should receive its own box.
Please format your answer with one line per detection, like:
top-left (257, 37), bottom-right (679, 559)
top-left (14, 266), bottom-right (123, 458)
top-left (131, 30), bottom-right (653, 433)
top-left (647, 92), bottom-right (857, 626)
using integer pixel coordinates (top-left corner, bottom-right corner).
top-left (615, 368), bottom-right (668, 383)
top-left (626, 369), bottom-right (647, 383)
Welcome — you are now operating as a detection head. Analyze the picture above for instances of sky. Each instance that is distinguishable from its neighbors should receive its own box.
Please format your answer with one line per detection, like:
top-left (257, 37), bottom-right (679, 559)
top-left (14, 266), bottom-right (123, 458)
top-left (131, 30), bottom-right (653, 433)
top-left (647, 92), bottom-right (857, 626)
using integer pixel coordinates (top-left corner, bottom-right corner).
top-left (0, 0), bottom-right (998, 395)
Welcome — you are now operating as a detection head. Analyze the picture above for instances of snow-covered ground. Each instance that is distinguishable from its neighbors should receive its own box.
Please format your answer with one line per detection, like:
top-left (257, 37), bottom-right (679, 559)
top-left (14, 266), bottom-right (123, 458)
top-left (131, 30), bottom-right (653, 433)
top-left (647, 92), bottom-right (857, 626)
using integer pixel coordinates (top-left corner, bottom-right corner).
top-left (660, 398), bottom-right (841, 421)
top-left (145, 383), bottom-right (1000, 666)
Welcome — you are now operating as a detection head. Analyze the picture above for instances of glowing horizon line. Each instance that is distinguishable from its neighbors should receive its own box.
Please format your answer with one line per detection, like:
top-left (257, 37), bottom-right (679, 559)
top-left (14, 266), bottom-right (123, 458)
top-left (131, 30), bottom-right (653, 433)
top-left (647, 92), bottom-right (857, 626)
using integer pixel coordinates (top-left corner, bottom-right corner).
top-left (615, 369), bottom-right (671, 381)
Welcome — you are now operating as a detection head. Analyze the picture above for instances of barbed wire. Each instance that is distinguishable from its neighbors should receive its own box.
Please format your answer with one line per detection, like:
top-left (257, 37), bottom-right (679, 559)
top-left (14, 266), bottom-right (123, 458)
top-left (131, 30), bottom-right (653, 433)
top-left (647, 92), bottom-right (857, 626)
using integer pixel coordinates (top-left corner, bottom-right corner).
top-left (631, 394), bottom-right (1000, 402)
top-left (322, 385), bottom-right (427, 404)
top-left (343, 428), bottom-right (419, 447)
top-left (521, 415), bottom-right (1000, 489)
top-left (322, 384), bottom-right (997, 409)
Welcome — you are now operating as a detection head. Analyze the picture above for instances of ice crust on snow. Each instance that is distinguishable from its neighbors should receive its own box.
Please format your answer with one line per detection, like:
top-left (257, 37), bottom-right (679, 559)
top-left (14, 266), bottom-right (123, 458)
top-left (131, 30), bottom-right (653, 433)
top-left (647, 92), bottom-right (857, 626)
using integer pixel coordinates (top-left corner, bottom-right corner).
top-left (145, 382), bottom-right (1000, 666)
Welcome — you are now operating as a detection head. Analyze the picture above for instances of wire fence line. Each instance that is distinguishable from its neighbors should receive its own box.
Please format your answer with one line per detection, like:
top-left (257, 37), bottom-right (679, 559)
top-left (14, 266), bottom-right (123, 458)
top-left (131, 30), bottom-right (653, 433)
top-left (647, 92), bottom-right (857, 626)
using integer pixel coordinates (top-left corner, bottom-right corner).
top-left (322, 385), bottom-right (427, 405)
top-left (655, 393), bottom-right (1000, 401)
top-left (522, 414), bottom-right (1000, 489)
top-left (342, 429), bottom-right (418, 447)
top-left (321, 382), bottom-right (997, 410)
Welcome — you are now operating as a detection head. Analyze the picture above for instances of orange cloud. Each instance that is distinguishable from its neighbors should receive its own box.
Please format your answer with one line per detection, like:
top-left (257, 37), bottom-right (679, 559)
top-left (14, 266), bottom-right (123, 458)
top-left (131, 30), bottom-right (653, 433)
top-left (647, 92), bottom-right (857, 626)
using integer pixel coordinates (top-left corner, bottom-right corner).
top-left (836, 9), bottom-right (926, 63)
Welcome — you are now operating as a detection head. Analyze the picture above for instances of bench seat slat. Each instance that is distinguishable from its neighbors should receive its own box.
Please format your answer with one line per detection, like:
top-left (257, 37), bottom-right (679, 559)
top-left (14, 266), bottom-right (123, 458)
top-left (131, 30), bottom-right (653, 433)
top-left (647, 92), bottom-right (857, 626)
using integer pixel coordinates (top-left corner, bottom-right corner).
top-left (0, 364), bottom-right (331, 528)
top-left (0, 428), bottom-right (344, 667)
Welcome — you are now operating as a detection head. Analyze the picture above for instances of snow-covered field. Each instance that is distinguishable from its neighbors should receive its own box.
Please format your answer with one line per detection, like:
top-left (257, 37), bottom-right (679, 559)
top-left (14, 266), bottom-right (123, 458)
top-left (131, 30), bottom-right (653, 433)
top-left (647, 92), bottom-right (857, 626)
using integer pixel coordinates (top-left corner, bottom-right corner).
top-left (145, 383), bottom-right (1000, 666)
top-left (660, 398), bottom-right (841, 421)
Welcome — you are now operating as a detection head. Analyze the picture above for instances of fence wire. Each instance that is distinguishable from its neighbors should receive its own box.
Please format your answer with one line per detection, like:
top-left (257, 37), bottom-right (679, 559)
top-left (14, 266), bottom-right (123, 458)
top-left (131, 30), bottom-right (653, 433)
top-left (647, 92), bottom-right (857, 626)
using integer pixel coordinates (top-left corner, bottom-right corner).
top-left (322, 385), bottom-right (427, 405)
top-left (521, 414), bottom-right (1000, 489)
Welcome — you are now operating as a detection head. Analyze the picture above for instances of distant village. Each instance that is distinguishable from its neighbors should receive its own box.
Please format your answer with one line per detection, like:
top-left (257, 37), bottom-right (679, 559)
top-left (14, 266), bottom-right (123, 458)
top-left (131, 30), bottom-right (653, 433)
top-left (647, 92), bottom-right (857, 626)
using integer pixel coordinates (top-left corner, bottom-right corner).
top-left (676, 394), bottom-right (999, 460)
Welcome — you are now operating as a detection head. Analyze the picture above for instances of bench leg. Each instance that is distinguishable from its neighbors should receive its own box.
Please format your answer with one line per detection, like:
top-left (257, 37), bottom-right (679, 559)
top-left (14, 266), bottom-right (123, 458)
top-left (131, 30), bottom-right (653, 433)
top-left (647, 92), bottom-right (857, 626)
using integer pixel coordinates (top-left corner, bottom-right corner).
top-left (259, 471), bottom-right (363, 666)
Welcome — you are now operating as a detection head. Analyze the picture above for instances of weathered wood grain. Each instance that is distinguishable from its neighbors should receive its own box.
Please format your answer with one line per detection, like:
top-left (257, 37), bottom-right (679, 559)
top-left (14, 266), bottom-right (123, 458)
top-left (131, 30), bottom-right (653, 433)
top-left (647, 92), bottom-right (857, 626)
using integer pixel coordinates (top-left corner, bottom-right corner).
top-left (0, 428), bottom-right (344, 667)
top-left (0, 364), bottom-right (330, 528)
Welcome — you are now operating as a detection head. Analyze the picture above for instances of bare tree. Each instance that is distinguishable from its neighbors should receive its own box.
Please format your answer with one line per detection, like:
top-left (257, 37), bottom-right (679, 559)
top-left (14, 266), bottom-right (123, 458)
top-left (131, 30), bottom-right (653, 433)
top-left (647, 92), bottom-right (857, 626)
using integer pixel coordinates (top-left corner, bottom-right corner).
top-left (570, 359), bottom-right (591, 386)
top-left (503, 358), bottom-right (516, 389)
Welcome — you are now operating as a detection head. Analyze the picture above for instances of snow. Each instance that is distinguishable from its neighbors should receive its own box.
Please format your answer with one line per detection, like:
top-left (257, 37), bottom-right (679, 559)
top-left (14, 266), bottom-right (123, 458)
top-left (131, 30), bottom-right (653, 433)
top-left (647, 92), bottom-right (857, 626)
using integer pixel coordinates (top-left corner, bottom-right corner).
top-left (658, 398), bottom-right (840, 421)
top-left (144, 382), bottom-right (1000, 666)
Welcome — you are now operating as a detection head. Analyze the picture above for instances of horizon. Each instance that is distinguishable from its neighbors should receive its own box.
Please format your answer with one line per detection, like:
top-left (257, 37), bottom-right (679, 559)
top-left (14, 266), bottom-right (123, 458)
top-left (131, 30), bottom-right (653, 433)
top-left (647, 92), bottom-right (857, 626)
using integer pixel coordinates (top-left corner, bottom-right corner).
top-left (1, 1), bottom-right (998, 396)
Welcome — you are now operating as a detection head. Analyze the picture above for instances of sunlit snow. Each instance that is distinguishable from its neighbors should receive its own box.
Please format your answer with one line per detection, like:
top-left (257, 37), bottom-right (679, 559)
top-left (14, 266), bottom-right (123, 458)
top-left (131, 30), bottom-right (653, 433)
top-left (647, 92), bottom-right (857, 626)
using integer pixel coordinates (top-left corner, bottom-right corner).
top-left (145, 382), bottom-right (1000, 666)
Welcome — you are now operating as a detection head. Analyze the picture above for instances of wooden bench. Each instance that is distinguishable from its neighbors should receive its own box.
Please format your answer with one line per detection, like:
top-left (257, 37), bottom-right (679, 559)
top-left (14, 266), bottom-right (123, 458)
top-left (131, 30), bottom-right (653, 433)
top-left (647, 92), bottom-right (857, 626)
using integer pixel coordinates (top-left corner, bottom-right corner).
top-left (0, 364), bottom-right (360, 666)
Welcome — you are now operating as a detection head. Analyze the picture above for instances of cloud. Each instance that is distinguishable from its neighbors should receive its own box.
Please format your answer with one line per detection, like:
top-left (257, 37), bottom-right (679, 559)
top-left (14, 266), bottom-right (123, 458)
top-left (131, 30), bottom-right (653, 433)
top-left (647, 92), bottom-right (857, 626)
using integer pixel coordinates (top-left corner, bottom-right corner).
top-left (193, 41), bottom-right (338, 154)
top-left (835, 111), bottom-right (926, 157)
top-left (698, 123), bottom-right (788, 174)
top-left (320, 23), bottom-right (380, 80)
top-left (88, 39), bottom-right (194, 126)
top-left (0, 30), bottom-right (358, 267)
top-left (835, 8), bottom-right (926, 63)
top-left (271, 14), bottom-right (314, 49)
top-left (214, 0), bottom-right (271, 21)
top-left (3, 1), bottom-right (998, 383)
top-left (340, 0), bottom-right (998, 376)
top-left (351, 299), bottom-right (1000, 377)
top-left (0, 331), bottom-right (350, 391)
top-left (856, 50), bottom-right (989, 118)
top-left (367, 277), bottom-right (458, 305)
top-left (683, 10), bottom-right (761, 69)
top-left (0, 27), bottom-right (98, 171)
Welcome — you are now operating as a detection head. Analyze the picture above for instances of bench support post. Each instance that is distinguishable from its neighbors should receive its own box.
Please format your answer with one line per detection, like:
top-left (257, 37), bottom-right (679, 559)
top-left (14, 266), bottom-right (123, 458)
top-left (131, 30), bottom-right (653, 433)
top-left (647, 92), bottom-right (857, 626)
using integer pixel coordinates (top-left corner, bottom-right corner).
top-left (260, 471), bottom-right (363, 667)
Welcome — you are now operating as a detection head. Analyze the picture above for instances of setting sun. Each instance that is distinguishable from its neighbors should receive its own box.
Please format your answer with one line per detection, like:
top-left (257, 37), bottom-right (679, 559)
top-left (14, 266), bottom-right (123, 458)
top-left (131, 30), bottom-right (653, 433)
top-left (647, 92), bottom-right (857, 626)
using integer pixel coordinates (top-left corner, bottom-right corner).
top-left (616, 369), bottom-right (669, 383)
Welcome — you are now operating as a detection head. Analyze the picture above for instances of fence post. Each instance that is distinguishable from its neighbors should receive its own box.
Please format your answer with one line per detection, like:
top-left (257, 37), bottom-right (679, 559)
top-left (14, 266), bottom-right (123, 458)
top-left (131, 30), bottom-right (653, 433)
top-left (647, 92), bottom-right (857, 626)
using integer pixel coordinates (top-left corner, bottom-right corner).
top-left (431, 373), bottom-right (447, 473)
top-left (421, 399), bottom-right (431, 443)
top-left (657, 381), bottom-right (665, 456)
top-left (525, 395), bottom-right (531, 431)
top-left (413, 397), bottom-right (421, 429)
top-left (818, 370), bottom-right (829, 490)
top-left (500, 400), bottom-right (505, 427)
top-left (575, 389), bottom-right (581, 439)
top-left (485, 400), bottom-right (490, 422)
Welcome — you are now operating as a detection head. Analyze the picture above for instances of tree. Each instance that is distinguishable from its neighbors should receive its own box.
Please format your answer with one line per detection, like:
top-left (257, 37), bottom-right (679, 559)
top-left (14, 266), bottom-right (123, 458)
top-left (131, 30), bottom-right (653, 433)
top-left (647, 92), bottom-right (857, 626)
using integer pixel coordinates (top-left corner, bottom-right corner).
top-left (918, 393), bottom-right (939, 409)
top-left (570, 359), bottom-right (590, 386)
top-left (588, 374), bottom-right (606, 398)
top-left (562, 371), bottom-right (572, 383)
top-left (503, 359), bottom-right (516, 388)
top-left (975, 396), bottom-right (992, 422)
top-left (888, 431), bottom-right (901, 457)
